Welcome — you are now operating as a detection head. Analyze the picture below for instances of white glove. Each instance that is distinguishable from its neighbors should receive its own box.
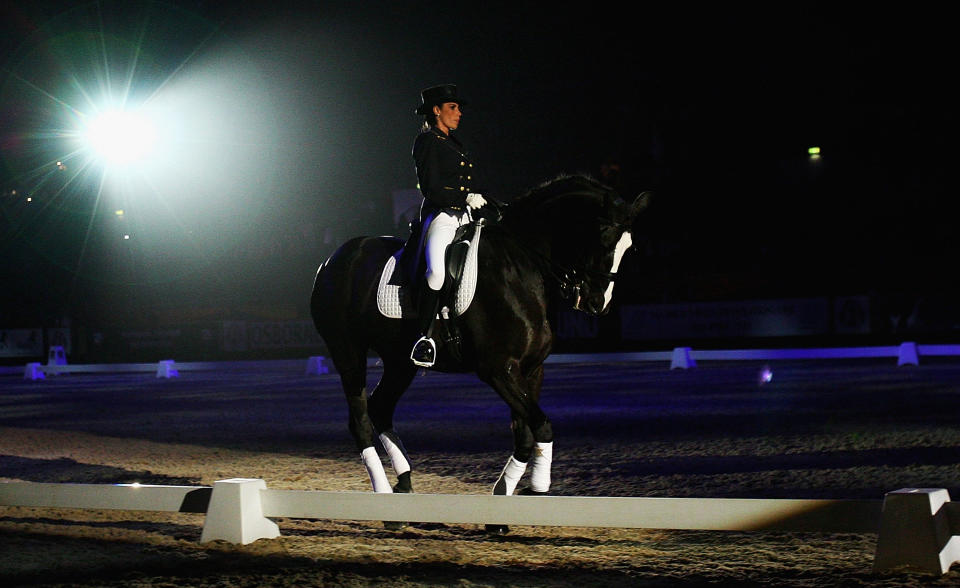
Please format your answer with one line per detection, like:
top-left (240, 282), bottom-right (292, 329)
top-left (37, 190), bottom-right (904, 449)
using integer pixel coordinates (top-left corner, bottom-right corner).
top-left (465, 193), bottom-right (487, 209)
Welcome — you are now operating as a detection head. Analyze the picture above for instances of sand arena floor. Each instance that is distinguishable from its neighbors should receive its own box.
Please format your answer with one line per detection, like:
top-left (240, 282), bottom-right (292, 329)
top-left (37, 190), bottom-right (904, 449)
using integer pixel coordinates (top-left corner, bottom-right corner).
top-left (2, 358), bottom-right (960, 586)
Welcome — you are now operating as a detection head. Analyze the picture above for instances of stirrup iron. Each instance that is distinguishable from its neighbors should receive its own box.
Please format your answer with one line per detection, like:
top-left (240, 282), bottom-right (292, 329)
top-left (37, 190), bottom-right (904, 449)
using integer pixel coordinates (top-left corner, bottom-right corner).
top-left (410, 336), bottom-right (437, 367)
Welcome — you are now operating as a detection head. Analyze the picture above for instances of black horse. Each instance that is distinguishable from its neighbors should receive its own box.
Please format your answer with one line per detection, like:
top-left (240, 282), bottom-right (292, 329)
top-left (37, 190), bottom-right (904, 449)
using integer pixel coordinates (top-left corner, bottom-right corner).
top-left (310, 174), bottom-right (650, 516)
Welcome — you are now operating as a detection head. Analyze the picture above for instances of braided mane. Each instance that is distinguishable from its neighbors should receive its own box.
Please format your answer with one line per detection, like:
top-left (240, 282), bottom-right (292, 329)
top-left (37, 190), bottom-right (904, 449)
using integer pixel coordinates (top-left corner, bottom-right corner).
top-left (509, 174), bottom-right (613, 209)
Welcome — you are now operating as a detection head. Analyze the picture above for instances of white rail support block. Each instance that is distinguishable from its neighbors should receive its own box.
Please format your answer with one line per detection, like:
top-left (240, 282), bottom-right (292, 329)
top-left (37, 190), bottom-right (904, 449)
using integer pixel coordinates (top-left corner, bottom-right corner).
top-left (897, 342), bottom-right (919, 366)
top-left (670, 347), bottom-right (696, 370)
top-left (305, 356), bottom-right (329, 375)
top-left (156, 360), bottom-right (179, 378)
top-left (47, 345), bottom-right (67, 366)
top-left (23, 362), bottom-right (45, 380)
top-left (200, 478), bottom-right (279, 545)
top-left (874, 488), bottom-right (960, 575)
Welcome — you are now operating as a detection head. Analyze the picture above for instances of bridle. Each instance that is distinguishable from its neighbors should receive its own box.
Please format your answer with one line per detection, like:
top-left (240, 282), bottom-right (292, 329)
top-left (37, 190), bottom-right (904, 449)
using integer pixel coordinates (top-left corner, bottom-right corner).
top-left (482, 186), bottom-right (635, 311)
top-left (558, 268), bottom-right (614, 311)
top-left (521, 219), bottom-right (632, 312)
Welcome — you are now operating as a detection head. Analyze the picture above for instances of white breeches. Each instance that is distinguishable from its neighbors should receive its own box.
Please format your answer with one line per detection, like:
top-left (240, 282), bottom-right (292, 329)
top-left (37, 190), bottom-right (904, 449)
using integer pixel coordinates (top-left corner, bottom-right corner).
top-left (423, 209), bottom-right (470, 291)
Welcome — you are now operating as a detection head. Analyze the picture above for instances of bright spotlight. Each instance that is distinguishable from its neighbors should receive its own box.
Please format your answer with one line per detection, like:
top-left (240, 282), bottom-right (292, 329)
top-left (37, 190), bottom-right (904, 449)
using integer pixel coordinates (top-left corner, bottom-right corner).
top-left (84, 109), bottom-right (156, 166)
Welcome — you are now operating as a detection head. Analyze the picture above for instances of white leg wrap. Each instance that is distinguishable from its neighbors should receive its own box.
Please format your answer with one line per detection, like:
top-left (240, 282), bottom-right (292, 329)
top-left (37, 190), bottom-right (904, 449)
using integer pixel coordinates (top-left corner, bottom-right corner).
top-left (361, 446), bottom-right (392, 493)
top-left (530, 441), bottom-right (553, 493)
top-left (379, 432), bottom-right (411, 476)
top-left (495, 456), bottom-right (528, 496)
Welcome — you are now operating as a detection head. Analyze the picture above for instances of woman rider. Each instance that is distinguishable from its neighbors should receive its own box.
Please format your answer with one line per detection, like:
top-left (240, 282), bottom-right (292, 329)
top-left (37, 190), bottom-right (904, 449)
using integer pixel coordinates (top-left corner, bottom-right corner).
top-left (410, 84), bottom-right (487, 367)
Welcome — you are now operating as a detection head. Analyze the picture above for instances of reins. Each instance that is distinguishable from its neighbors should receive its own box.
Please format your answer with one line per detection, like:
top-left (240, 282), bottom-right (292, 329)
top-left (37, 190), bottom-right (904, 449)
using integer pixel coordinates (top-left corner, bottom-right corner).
top-left (484, 178), bottom-right (633, 311)
top-left (528, 248), bottom-right (622, 311)
top-left (496, 213), bottom-right (628, 311)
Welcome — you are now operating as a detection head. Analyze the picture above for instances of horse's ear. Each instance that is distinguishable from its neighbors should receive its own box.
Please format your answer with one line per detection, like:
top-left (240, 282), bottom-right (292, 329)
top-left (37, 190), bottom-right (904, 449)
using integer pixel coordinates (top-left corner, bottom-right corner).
top-left (630, 191), bottom-right (653, 218)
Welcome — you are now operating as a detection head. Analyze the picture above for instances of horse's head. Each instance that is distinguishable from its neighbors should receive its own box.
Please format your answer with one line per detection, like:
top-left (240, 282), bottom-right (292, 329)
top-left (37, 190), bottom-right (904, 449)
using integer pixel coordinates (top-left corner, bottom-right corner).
top-left (558, 188), bottom-right (651, 316)
top-left (506, 175), bottom-right (652, 316)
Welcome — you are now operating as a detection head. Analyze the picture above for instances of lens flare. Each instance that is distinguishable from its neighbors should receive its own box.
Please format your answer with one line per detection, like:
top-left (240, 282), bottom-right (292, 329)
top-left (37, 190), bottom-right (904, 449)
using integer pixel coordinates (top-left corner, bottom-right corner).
top-left (83, 109), bottom-right (156, 166)
top-left (758, 365), bottom-right (773, 385)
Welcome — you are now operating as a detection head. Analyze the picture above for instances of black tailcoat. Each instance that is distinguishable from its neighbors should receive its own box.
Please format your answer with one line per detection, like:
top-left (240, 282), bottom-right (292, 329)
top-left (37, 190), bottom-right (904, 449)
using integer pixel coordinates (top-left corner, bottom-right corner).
top-left (412, 127), bottom-right (477, 220)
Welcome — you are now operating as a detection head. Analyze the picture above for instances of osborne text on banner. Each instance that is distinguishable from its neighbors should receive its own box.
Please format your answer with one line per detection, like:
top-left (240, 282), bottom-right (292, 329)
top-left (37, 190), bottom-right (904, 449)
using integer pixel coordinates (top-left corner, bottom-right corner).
top-left (222, 320), bottom-right (324, 352)
top-left (0, 329), bottom-right (44, 357)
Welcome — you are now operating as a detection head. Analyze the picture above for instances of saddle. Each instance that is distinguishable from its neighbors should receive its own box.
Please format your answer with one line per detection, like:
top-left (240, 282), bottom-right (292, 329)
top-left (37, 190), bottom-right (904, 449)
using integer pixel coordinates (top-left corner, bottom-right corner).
top-left (377, 219), bottom-right (485, 321)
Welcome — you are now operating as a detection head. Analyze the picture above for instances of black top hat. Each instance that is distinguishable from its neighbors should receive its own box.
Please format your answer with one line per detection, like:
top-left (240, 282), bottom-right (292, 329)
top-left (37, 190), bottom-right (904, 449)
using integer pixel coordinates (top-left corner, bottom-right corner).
top-left (415, 84), bottom-right (467, 115)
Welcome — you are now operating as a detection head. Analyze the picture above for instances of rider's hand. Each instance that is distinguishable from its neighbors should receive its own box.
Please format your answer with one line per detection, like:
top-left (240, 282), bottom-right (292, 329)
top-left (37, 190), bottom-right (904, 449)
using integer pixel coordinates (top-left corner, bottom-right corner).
top-left (466, 193), bottom-right (487, 209)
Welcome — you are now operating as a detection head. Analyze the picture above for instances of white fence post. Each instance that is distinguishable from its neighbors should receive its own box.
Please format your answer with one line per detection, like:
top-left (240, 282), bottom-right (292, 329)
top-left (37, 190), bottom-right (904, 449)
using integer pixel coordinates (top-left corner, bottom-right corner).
top-left (200, 478), bottom-right (279, 545)
top-left (23, 362), bottom-right (45, 380)
top-left (47, 345), bottom-right (67, 366)
top-left (897, 342), bottom-right (919, 366)
top-left (670, 347), bottom-right (696, 370)
top-left (156, 360), bottom-right (179, 378)
top-left (305, 356), bottom-right (330, 375)
top-left (873, 488), bottom-right (960, 574)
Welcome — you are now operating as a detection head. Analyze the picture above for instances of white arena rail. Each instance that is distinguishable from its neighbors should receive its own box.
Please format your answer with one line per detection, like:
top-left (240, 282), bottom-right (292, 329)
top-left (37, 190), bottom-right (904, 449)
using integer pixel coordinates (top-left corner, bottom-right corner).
top-left (2, 479), bottom-right (959, 575)
top-left (259, 488), bottom-right (881, 532)
top-left (7, 340), bottom-right (959, 379)
top-left (0, 481), bottom-right (211, 513)
top-left (548, 342), bottom-right (960, 369)
top-left (11, 358), bottom-right (317, 379)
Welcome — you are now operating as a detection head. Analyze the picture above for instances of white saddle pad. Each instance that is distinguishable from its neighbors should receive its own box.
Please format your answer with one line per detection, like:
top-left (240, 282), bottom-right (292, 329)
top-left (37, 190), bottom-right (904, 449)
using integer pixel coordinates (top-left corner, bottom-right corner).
top-left (376, 222), bottom-right (483, 319)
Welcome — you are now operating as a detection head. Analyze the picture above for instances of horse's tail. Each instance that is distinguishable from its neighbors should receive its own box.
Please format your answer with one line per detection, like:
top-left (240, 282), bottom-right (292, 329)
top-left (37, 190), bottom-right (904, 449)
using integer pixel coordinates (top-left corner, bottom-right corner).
top-left (310, 237), bottom-right (364, 335)
top-left (310, 236), bottom-right (406, 382)
top-left (310, 236), bottom-right (404, 336)
top-left (310, 258), bottom-right (331, 335)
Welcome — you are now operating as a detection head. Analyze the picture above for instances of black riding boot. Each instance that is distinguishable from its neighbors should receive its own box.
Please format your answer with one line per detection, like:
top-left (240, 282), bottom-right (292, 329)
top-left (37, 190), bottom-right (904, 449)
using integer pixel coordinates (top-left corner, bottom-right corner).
top-left (410, 288), bottom-right (441, 367)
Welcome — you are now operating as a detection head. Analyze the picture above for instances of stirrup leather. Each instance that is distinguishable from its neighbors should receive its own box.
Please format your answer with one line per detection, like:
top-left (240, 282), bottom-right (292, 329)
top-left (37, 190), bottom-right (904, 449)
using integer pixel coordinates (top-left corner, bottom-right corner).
top-left (410, 336), bottom-right (437, 367)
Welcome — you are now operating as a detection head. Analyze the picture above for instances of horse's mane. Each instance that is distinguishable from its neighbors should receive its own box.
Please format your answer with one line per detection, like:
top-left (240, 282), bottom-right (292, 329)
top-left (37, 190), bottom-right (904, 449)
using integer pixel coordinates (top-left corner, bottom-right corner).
top-left (510, 174), bottom-right (614, 207)
top-left (502, 174), bottom-right (620, 225)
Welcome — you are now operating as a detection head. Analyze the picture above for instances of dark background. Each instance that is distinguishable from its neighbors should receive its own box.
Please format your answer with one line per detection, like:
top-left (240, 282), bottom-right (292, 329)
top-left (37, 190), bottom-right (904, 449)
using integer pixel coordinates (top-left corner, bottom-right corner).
top-left (1, 1), bottom-right (956, 358)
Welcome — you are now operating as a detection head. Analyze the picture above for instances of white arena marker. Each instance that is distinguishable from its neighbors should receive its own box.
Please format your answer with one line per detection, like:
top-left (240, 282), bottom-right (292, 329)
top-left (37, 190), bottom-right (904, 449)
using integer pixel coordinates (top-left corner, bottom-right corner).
top-left (156, 360), bottom-right (179, 378)
top-left (23, 362), bottom-right (45, 380)
top-left (305, 356), bottom-right (330, 375)
top-left (897, 342), bottom-right (919, 366)
top-left (47, 345), bottom-right (67, 366)
top-left (200, 478), bottom-right (279, 545)
top-left (874, 488), bottom-right (960, 574)
top-left (670, 347), bottom-right (696, 370)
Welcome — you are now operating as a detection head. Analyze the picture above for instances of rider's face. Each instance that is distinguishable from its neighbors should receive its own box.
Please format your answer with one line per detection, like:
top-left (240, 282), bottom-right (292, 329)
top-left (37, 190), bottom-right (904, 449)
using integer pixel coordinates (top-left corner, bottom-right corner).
top-left (433, 102), bottom-right (461, 134)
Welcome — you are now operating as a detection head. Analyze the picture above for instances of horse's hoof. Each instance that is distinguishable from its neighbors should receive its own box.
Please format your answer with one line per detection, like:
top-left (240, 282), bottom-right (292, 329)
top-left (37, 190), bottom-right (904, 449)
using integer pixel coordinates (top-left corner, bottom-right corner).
top-left (393, 471), bottom-right (412, 494)
top-left (485, 524), bottom-right (510, 535)
top-left (518, 487), bottom-right (549, 496)
top-left (383, 520), bottom-right (409, 531)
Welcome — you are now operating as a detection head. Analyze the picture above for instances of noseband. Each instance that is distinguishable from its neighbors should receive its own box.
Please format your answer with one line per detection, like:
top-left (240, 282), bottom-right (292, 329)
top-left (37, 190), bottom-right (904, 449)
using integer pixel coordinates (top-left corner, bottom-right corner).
top-left (540, 222), bottom-right (631, 311)
top-left (501, 196), bottom-right (632, 311)
top-left (557, 266), bottom-right (618, 311)
top-left (559, 219), bottom-right (631, 310)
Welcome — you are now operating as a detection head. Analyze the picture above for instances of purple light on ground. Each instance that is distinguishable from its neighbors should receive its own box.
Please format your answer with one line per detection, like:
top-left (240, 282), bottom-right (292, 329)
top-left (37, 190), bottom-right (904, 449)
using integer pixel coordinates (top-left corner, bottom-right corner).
top-left (759, 365), bottom-right (773, 385)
